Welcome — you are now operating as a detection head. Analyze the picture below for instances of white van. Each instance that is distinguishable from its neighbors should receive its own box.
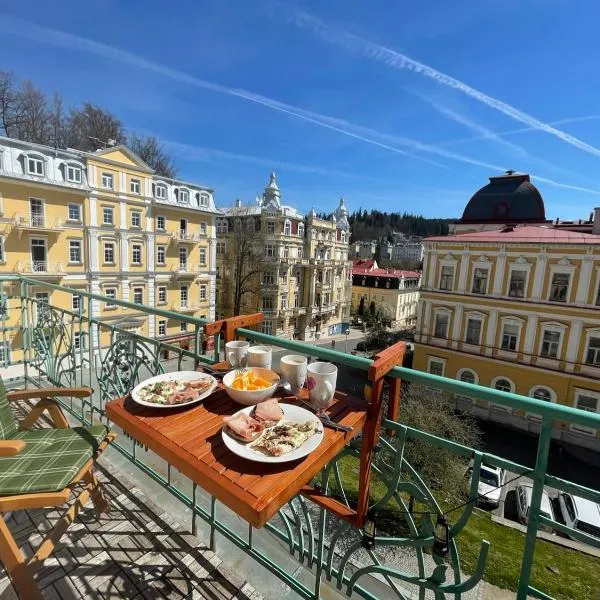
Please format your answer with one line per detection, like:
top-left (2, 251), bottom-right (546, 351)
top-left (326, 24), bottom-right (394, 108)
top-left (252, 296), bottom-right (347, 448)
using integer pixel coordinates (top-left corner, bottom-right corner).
top-left (558, 493), bottom-right (600, 541)
top-left (515, 484), bottom-right (555, 531)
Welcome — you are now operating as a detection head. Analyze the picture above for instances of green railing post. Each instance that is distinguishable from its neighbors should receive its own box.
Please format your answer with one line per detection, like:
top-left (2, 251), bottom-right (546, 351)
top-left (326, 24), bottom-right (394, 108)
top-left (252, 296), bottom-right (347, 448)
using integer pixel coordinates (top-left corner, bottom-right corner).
top-left (20, 280), bottom-right (29, 386)
top-left (517, 417), bottom-right (553, 599)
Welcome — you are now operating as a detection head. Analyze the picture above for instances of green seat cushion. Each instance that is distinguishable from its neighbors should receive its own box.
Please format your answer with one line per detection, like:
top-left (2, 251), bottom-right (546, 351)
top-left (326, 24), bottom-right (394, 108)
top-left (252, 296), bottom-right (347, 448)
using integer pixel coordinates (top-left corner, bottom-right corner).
top-left (0, 425), bottom-right (108, 496)
top-left (0, 378), bottom-right (16, 440)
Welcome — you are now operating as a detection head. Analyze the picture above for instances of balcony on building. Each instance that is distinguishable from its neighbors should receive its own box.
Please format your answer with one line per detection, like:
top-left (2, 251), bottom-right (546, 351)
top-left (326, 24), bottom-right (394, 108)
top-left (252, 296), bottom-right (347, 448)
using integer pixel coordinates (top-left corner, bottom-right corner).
top-left (171, 230), bottom-right (200, 244)
top-left (13, 214), bottom-right (62, 234)
top-left (15, 260), bottom-right (66, 279)
top-left (170, 262), bottom-right (196, 279)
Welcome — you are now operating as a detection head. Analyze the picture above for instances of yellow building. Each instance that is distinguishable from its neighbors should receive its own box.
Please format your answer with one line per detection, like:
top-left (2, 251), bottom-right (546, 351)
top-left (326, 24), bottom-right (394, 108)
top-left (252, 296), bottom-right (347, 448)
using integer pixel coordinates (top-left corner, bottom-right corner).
top-left (350, 259), bottom-right (420, 328)
top-left (414, 172), bottom-right (600, 450)
top-left (0, 136), bottom-right (217, 361)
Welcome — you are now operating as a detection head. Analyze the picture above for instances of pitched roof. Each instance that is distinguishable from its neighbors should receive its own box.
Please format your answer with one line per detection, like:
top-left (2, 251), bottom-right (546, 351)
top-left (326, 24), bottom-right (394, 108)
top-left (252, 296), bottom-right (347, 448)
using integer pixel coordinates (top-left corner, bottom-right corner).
top-left (353, 266), bottom-right (420, 279)
top-left (352, 259), bottom-right (377, 272)
top-left (425, 225), bottom-right (600, 245)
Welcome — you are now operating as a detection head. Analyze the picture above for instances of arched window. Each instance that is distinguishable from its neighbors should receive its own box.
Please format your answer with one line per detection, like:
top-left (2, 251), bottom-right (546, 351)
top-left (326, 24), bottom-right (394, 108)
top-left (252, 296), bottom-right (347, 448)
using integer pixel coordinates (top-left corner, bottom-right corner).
top-left (459, 369), bottom-right (477, 385)
top-left (494, 378), bottom-right (513, 393)
top-left (532, 388), bottom-right (551, 401)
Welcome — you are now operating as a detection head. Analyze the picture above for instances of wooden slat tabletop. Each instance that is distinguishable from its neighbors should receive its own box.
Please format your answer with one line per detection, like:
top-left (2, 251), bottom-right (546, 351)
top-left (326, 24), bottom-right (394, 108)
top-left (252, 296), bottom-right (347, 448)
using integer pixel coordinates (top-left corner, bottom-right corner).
top-left (105, 386), bottom-right (367, 528)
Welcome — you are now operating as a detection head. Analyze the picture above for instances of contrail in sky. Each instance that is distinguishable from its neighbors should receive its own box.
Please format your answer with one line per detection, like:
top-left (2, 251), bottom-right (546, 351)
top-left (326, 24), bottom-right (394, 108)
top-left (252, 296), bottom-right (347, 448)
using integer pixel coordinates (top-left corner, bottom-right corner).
top-left (282, 6), bottom-right (600, 159)
top-left (2, 13), bottom-right (599, 195)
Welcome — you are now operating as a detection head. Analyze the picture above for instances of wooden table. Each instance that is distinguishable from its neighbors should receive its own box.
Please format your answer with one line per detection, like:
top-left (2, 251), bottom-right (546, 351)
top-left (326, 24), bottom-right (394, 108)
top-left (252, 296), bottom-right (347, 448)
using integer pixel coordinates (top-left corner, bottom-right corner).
top-left (105, 387), bottom-right (367, 528)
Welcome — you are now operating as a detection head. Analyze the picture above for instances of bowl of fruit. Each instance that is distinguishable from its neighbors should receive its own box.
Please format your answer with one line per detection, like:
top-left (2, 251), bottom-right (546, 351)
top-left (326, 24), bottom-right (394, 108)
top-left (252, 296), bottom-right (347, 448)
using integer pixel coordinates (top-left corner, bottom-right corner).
top-left (222, 368), bottom-right (280, 405)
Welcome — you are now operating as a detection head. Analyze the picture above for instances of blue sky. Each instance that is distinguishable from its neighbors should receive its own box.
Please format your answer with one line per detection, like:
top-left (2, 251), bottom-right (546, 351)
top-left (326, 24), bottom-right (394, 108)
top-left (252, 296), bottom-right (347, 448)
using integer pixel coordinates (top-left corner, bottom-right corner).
top-left (2, 0), bottom-right (600, 218)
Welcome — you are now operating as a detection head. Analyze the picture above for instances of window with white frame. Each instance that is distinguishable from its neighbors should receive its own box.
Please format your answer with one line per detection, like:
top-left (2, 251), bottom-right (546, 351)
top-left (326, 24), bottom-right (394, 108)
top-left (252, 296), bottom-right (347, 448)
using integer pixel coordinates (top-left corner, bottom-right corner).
top-left (508, 269), bottom-right (527, 298)
top-left (465, 317), bottom-right (482, 345)
top-left (101, 172), bottom-right (113, 189)
top-left (0, 341), bottom-right (10, 364)
top-left (281, 295), bottom-right (287, 309)
top-left (264, 244), bottom-right (275, 258)
top-left (131, 211), bottom-right (141, 228)
top-left (298, 247), bottom-right (303, 259)
top-left (501, 322), bottom-right (519, 351)
top-left (540, 328), bottom-right (561, 359)
top-left (494, 378), bottom-right (513, 392)
top-left (532, 387), bottom-right (553, 402)
top-left (180, 322), bottom-right (188, 332)
top-left (200, 284), bottom-right (207, 300)
top-left (263, 271), bottom-right (274, 285)
top-left (27, 156), bottom-right (44, 176)
top-left (262, 296), bottom-right (274, 311)
top-left (74, 332), bottom-right (84, 351)
top-left (102, 207), bottom-right (114, 225)
top-left (427, 357), bottom-right (445, 377)
top-left (154, 184), bottom-right (166, 200)
top-left (133, 288), bottom-right (143, 305)
top-left (458, 369), bottom-right (477, 385)
top-left (156, 245), bottom-right (166, 265)
top-left (472, 267), bottom-right (489, 294)
top-left (261, 321), bottom-right (273, 335)
top-left (179, 246), bottom-right (187, 269)
top-left (439, 266), bottom-right (454, 291)
top-left (104, 288), bottom-right (116, 308)
top-left (158, 320), bottom-right (166, 336)
top-left (156, 215), bottom-right (165, 230)
top-left (433, 311), bottom-right (449, 339)
top-left (103, 242), bottom-right (115, 264)
top-left (131, 244), bottom-right (142, 265)
top-left (267, 221), bottom-right (275, 234)
top-left (199, 193), bottom-right (209, 207)
top-left (69, 240), bottom-right (82, 263)
top-left (283, 246), bottom-right (289, 259)
top-left (72, 295), bottom-right (81, 311)
top-left (216, 219), bottom-right (227, 234)
top-left (284, 220), bottom-right (291, 236)
top-left (200, 222), bottom-right (207, 235)
top-left (572, 390), bottom-right (599, 435)
top-left (68, 204), bottom-right (81, 222)
top-left (177, 188), bottom-right (190, 204)
top-left (180, 286), bottom-right (188, 307)
top-left (0, 237), bottom-right (6, 263)
top-left (298, 223), bottom-right (304, 237)
top-left (199, 248), bottom-right (207, 266)
top-left (157, 286), bottom-right (167, 304)
top-left (130, 178), bottom-right (140, 194)
top-left (66, 164), bottom-right (82, 183)
top-left (549, 272), bottom-right (570, 302)
top-left (216, 241), bottom-right (226, 256)
top-left (585, 335), bottom-right (600, 367)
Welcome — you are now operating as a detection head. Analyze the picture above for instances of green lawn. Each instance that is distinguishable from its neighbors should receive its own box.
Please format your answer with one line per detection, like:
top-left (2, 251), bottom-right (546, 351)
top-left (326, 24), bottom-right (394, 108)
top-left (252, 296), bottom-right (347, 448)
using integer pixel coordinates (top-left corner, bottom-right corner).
top-left (331, 457), bottom-right (600, 600)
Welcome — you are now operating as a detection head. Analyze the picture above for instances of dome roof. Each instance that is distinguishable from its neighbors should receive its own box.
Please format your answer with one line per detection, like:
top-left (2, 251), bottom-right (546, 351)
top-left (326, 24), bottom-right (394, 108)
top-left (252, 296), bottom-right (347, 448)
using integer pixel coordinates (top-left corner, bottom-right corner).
top-left (459, 172), bottom-right (546, 224)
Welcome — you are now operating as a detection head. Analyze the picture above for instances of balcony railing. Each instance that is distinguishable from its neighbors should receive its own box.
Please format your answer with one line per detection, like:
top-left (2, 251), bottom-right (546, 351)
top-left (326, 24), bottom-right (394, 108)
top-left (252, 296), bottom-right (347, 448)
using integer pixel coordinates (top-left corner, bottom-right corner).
top-left (16, 261), bottom-right (66, 276)
top-left (171, 230), bottom-right (200, 243)
top-left (14, 214), bottom-right (62, 230)
top-left (1, 276), bottom-right (599, 600)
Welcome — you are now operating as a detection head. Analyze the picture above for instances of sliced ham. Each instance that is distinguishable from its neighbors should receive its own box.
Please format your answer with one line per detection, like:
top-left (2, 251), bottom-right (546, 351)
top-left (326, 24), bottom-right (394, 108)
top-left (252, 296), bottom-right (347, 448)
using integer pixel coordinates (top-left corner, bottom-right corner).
top-left (170, 387), bottom-right (199, 405)
top-left (252, 398), bottom-right (283, 427)
top-left (224, 412), bottom-right (265, 442)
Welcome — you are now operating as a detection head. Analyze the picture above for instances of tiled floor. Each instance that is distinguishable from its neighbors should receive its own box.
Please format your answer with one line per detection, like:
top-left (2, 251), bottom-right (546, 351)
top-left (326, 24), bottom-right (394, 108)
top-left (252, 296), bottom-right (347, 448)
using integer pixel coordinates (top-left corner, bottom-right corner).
top-left (0, 464), bottom-right (262, 600)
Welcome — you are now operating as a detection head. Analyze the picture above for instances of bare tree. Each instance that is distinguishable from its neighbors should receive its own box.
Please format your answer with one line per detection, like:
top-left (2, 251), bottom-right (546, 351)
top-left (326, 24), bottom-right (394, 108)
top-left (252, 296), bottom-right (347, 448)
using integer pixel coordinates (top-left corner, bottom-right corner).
top-left (48, 93), bottom-right (67, 149)
top-left (0, 71), bottom-right (21, 137)
top-left (128, 133), bottom-right (177, 178)
top-left (65, 103), bottom-right (126, 151)
top-left (220, 205), bottom-right (264, 317)
top-left (14, 80), bottom-right (50, 144)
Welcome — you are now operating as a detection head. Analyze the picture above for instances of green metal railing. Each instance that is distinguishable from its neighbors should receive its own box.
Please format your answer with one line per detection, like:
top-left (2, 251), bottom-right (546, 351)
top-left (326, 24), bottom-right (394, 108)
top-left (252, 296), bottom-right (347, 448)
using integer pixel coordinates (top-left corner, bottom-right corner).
top-left (2, 276), bottom-right (600, 600)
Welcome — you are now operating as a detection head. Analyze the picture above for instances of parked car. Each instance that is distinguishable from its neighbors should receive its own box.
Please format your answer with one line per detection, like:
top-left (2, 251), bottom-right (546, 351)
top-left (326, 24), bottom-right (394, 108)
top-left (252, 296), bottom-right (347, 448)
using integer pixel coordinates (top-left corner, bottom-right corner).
top-left (558, 492), bottom-right (600, 541)
top-left (515, 484), bottom-right (555, 531)
top-left (467, 461), bottom-right (505, 507)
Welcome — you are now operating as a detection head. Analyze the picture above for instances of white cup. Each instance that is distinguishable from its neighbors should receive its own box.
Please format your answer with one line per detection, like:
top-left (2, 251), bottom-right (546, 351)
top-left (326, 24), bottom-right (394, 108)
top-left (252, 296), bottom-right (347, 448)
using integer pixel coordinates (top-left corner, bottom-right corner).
top-left (226, 340), bottom-right (249, 368)
top-left (248, 345), bottom-right (273, 369)
top-left (281, 355), bottom-right (308, 397)
top-left (307, 362), bottom-right (337, 411)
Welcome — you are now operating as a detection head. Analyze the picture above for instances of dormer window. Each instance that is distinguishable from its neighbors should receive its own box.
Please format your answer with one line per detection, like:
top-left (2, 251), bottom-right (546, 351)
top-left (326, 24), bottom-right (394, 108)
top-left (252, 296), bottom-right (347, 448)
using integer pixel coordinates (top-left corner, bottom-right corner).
top-left (154, 183), bottom-right (166, 200)
top-left (26, 155), bottom-right (44, 176)
top-left (66, 163), bottom-right (82, 184)
top-left (198, 193), bottom-right (209, 207)
top-left (177, 188), bottom-right (190, 204)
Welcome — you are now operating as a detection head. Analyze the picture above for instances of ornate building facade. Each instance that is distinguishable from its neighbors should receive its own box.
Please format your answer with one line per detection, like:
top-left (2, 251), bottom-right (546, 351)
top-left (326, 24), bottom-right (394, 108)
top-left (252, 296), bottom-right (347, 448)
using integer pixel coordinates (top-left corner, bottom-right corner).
top-left (216, 173), bottom-right (352, 340)
top-left (0, 136), bottom-right (217, 361)
top-left (414, 172), bottom-right (600, 450)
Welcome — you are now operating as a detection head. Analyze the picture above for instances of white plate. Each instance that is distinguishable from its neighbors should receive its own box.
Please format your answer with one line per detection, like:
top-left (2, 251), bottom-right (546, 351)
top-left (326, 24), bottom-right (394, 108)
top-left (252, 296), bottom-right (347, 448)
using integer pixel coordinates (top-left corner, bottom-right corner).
top-left (131, 371), bottom-right (217, 408)
top-left (222, 403), bottom-right (324, 463)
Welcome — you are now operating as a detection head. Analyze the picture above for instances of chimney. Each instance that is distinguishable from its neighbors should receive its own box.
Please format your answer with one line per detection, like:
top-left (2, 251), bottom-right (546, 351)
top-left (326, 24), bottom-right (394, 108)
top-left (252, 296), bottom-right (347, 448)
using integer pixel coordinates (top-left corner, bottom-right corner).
top-left (594, 207), bottom-right (600, 235)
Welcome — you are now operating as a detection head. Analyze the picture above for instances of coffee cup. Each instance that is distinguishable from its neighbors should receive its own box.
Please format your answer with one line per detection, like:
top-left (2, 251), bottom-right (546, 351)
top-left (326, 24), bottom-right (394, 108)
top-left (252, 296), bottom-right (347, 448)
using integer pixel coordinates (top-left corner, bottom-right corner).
top-left (307, 362), bottom-right (337, 412)
top-left (248, 345), bottom-right (272, 369)
top-left (226, 340), bottom-right (249, 368)
top-left (280, 355), bottom-right (308, 397)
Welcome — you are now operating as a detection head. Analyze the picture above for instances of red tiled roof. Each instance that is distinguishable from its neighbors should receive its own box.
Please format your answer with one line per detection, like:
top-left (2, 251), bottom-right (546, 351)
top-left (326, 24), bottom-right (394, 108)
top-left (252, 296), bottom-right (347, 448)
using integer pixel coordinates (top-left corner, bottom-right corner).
top-left (353, 267), bottom-right (420, 279)
top-left (425, 225), bottom-right (600, 244)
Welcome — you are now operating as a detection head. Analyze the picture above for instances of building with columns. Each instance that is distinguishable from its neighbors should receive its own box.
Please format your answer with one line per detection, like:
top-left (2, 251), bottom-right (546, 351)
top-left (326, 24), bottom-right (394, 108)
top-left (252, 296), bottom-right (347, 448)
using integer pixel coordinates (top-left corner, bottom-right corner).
top-left (414, 172), bottom-right (600, 450)
top-left (216, 173), bottom-right (352, 340)
top-left (0, 136), bottom-right (217, 361)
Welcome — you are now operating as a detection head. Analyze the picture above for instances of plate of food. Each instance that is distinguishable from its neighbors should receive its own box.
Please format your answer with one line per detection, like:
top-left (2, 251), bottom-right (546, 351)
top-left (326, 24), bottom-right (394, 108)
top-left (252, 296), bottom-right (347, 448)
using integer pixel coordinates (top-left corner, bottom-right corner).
top-left (222, 400), bottom-right (324, 463)
top-left (131, 371), bottom-right (217, 408)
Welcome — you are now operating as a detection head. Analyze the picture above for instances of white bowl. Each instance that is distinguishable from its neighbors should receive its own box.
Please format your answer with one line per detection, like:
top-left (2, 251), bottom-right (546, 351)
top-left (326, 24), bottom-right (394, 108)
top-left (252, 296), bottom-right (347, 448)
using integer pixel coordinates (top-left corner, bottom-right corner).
top-left (222, 368), bottom-right (280, 406)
